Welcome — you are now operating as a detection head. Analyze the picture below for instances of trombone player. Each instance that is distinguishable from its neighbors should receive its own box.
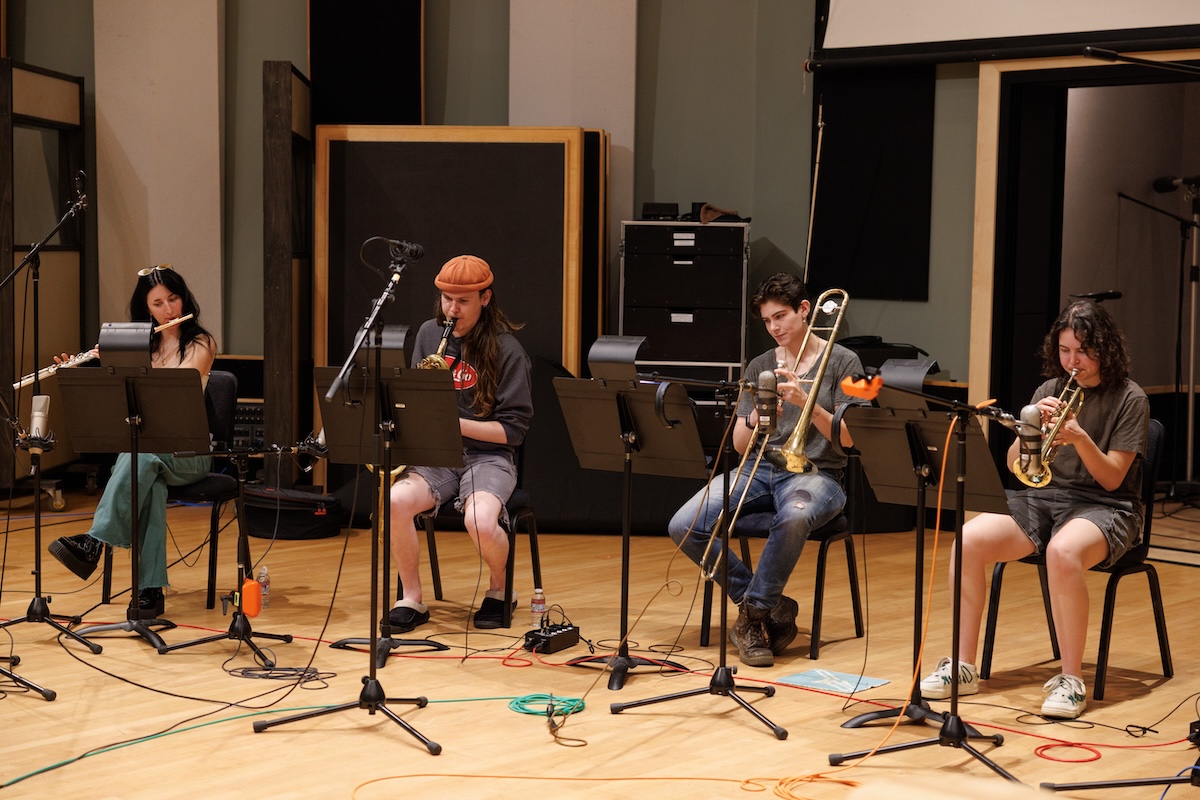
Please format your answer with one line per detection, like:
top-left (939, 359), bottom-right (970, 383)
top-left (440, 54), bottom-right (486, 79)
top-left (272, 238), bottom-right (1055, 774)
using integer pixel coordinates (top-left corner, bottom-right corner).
top-left (921, 299), bottom-right (1148, 719)
top-left (668, 273), bottom-right (863, 667)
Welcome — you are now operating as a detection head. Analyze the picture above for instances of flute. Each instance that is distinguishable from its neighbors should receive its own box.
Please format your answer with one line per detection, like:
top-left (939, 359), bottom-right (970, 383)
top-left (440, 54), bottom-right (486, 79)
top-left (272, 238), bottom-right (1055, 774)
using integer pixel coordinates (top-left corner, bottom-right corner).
top-left (153, 313), bottom-right (194, 334)
top-left (13, 350), bottom-right (98, 390)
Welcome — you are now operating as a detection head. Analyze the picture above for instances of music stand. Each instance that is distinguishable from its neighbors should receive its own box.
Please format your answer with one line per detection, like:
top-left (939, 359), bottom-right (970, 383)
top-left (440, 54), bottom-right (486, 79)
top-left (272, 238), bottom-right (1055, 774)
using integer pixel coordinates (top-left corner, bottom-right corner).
top-left (829, 404), bottom-right (1018, 780)
top-left (319, 364), bottom-right (453, 667)
top-left (56, 345), bottom-right (211, 652)
top-left (158, 447), bottom-right (294, 663)
top-left (553, 340), bottom-right (707, 691)
top-left (253, 363), bottom-right (460, 752)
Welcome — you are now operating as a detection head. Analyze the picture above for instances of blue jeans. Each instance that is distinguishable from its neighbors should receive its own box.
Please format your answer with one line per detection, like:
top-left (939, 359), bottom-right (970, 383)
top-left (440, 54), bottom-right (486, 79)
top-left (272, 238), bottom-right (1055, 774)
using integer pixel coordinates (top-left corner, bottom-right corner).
top-left (668, 464), bottom-right (846, 613)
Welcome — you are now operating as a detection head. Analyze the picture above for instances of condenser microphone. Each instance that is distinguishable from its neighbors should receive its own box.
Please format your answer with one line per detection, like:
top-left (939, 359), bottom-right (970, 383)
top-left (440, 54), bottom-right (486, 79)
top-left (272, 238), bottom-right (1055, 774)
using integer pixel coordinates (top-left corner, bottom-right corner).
top-left (1017, 404), bottom-right (1044, 479)
top-left (1153, 175), bottom-right (1200, 193)
top-left (756, 370), bottom-right (777, 434)
top-left (384, 238), bottom-right (424, 262)
top-left (29, 395), bottom-right (50, 456)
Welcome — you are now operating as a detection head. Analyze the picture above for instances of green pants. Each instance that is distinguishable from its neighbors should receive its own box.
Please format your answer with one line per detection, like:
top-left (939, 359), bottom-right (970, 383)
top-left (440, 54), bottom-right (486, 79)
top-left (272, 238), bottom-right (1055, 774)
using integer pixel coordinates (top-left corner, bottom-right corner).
top-left (87, 452), bottom-right (211, 588)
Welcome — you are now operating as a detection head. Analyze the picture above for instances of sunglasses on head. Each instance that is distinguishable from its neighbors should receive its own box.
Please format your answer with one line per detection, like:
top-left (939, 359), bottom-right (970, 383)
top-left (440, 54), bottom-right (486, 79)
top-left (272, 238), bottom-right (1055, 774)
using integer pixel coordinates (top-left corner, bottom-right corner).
top-left (137, 263), bottom-right (173, 277)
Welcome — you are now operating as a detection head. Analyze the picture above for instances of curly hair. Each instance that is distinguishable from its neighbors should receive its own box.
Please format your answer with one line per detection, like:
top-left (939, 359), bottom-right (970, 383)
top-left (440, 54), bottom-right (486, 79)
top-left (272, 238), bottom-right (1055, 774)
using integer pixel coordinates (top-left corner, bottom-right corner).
top-left (1039, 300), bottom-right (1130, 390)
top-left (750, 272), bottom-right (809, 317)
top-left (434, 289), bottom-right (524, 418)
top-left (129, 267), bottom-right (217, 361)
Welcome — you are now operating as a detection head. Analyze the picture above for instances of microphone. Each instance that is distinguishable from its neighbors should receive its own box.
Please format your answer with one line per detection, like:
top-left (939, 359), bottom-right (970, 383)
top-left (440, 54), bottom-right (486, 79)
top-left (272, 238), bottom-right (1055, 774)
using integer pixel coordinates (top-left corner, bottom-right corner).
top-left (756, 370), bottom-right (777, 434)
top-left (296, 429), bottom-right (328, 473)
top-left (1070, 290), bottom-right (1122, 302)
top-left (1016, 404), bottom-right (1044, 479)
top-left (28, 395), bottom-right (51, 457)
top-left (976, 403), bottom-right (1019, 430)
top-left (1153, 175), bottom-right (1200, 193)
top-left (385, 238), bottom-right (424, 262)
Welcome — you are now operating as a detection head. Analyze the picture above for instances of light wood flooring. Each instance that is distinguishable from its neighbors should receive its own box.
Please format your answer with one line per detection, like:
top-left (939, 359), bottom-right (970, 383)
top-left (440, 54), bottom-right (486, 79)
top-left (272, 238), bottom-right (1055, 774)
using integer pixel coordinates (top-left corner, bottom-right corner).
top-left (1, 489), bottom-right (1199, 799)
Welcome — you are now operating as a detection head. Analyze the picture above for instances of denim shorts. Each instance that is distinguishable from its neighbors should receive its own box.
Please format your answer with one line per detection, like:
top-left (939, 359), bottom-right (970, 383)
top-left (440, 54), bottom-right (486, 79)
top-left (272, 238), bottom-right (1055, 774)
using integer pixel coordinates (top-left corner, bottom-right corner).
top-left (407, 451), bottom-right (517, 526)
top-left (1007, 488), bottom-right (1141, 568)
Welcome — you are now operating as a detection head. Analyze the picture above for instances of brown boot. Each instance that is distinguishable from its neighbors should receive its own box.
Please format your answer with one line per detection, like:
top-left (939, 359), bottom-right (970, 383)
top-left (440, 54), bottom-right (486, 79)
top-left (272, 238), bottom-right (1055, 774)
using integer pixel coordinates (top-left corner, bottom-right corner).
top-left (766, 595), bottom-right (799, 656)
top-left (729, 603), bottom-right (773, 667)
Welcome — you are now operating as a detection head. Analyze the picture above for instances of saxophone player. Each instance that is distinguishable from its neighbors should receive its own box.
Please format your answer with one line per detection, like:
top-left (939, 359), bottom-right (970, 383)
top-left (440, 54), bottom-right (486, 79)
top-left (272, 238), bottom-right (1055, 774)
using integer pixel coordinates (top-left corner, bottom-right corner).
top-left (386, 255), bottom-right (533, 632)
top-left (922, 299), bottom-right (1148, 719)
top-left (668, 273), bottom-right (864, 667)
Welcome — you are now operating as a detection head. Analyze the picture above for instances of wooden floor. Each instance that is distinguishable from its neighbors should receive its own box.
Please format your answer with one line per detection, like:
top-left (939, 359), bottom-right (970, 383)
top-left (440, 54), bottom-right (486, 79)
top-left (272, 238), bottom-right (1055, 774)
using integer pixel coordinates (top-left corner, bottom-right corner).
top-left (1, 489), bottom-right (1199, 800)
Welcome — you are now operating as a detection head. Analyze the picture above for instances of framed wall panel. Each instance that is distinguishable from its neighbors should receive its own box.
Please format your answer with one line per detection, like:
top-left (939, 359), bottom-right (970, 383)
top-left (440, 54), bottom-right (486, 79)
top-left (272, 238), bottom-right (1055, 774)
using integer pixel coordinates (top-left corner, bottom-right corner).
top-left (314, 125), bottom-right (584, 377)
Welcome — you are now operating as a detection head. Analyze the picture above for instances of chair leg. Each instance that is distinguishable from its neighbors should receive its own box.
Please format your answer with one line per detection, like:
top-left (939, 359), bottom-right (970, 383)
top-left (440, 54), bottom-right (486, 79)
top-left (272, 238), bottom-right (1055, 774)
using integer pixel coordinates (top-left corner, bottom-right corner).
top-left (1036, 562), bottom-right (1060, 660)
top-left (1146, 566), bottom-right (1174, 679)
top-left (1094, 566), bottom-right (1173, 701)
top-left (809, 535), bottom-right (834, 659)
top-left (700, 580), bottom-right (713, 647)
top-left (843, 535), bottom-right (864, 638)
top-left (503, 527), bottom-right (517, 629)
top-left (519, 510), bottom-right (543, 592)
top-left (1094, 571), bottom-right (1123, 700)
top-left (102, 545), bottom-right (114, 605)
top-left (206, 500), bottom-right (222, 610)
top-left (980, 562), bottom-right (1006, 679)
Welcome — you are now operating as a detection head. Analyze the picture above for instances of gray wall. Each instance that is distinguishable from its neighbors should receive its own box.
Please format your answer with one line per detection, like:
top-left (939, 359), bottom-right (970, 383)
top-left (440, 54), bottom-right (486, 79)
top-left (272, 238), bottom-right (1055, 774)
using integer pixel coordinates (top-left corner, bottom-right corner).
top-left (10, 1), bottom-right (979, 381)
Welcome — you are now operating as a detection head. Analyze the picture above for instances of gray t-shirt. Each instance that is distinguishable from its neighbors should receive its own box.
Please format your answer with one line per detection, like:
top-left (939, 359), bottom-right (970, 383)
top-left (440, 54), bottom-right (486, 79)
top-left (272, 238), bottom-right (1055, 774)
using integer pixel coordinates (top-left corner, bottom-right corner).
top-left (737, 342), bottom-right (864, 470)
top-left (1027, 376), bottom-right (1148, 508)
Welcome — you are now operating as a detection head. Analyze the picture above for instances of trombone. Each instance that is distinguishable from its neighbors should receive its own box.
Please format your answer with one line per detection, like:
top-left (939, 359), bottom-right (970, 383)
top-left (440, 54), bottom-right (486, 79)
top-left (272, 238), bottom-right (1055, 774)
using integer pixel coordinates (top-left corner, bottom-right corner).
top-left (698, 288), bottom-right (850, 577)
top-left (763, 288), bottom-right (850, 474)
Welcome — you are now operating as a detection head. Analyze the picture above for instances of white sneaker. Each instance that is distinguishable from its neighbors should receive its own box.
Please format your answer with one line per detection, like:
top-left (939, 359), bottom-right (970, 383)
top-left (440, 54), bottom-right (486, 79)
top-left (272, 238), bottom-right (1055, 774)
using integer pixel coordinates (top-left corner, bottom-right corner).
top-left (919, 656), bottom-right (979, 700)
top-left (1041, 673), bottom-right (1087, 719)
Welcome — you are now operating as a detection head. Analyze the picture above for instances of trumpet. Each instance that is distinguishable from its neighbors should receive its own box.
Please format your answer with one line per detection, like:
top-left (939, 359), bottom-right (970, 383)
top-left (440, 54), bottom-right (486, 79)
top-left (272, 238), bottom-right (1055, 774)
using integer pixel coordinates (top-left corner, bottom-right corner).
top-left (14, 349), bottom-right (98, 390)
top-left (763, 288), bottom-right (850, 474)
top-left (1012, 369), bottom-right (1084, 488)
top-left (417, 317), bottom-right (457, 369)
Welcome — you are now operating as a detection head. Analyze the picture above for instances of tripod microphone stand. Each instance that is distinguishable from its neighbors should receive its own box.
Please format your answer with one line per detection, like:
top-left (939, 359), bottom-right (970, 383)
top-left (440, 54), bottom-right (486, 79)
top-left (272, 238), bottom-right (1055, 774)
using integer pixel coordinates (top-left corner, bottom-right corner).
top-left (608, 380), bottom-right (785, 738)
top-left (254, 259), bottom-right (455, 752)
top-left (160, 447), bottom-right (293, 663)
top-left (1116, 190), bottom-right (1200, 500)
top-left (829, 394), bottom-right (1016, 780)
top-left (0, 177), bottom-right (95, 696)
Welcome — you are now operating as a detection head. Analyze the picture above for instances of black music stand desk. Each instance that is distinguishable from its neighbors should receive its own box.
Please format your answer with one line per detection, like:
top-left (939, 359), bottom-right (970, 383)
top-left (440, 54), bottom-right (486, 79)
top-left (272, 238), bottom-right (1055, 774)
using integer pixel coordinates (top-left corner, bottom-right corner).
top-left (554, 375), bottom-right (706, 690)
top-left (254, 366), bottom-right (460, 752)
top-left (57, 367), bottom-right (210, 651)
top-left (830, 405), bottom-right (1016, 780)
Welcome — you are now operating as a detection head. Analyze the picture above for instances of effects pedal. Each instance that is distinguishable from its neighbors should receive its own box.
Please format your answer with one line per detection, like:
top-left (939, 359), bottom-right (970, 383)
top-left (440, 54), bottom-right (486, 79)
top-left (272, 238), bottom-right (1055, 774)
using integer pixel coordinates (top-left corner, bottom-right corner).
top-left (523, 624), bottom-right (580, 654)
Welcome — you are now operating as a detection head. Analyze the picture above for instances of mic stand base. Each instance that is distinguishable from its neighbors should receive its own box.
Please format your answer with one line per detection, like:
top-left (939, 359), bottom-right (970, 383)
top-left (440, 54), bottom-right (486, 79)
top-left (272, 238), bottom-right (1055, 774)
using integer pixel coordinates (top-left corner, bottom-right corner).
top-left (159, 612), bottom-right (293, 666)
top-left (0, 595), bottom-right (101, 655)
top-left (831, 713), bottom-right (1012, 779)
top-left (252, 676), bottom-right (441, 755)
top-left (842, 689), bottom-right (947, 729)
top-left (610, 664), bottom-right (786, 739)
top-left (330, 632), bottom-right (450, 671)
top-left (566, 652), bottom-right (689, 692)
top-left (75, 611), bottom-right (177, 653)
top-left (0, 664), bottom-right (55, 701)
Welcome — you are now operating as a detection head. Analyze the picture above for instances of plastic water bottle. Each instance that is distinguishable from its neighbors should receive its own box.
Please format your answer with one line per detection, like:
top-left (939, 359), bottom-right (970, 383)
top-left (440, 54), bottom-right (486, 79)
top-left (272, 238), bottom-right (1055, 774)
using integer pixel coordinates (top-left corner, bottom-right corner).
top-left (530, 587), bottom-right (546, 629)
top-left (257, 566), bottom-right (271, 609)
